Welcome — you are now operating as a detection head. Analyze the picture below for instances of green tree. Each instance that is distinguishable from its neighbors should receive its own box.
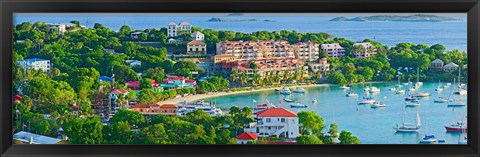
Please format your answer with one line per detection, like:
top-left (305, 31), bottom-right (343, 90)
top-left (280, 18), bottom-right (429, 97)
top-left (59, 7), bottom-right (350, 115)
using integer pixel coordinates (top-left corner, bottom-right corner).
top-left (338, 130), bottom-right (360, 144)
top-left (109, 109), bottom-right (145, 126)
top-left (140, 78), bottom-right (153, 90)
top-left (64, 116), bottom-right (103, 144)
top-left (298, 111), bottom-right (324, 135)
top-left (296, 135), bottom-right (324, 144)
top-left (138, 88), bottom-right (156, 104)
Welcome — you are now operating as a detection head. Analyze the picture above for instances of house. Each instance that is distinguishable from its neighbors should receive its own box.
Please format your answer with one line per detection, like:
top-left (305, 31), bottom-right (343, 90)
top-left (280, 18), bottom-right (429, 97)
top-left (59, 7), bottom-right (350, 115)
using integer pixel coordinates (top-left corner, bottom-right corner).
top-left (130, 32), bottom-right (143, 40)
top-left (13, 131), bottom-right (62, 144)
top-left (99, 76), bottom-right (113, 83)
top-left (126, 80), bottom-right (161, 91)
top-left (187, 40), bottom-right (207, 55)
top-left (161, 76), bottom-right (196, 89)
top-left (352, 42), bottom-right (376, 58)
top-left (430, 59), bottom-right (444, 72)
top-left (130, 103), bottom-right (178, 115)
top-left (125, 60), bottom-right (142, 68)
top-left (443, 62), bottom-right (459, 72)
top-left (320, 43), bottom-right (345, 59)
top-left (13, 95), bottom-right (22, 104)
top-left (191, 31), bottom-right (205, 41)
top-left (167, 21), bottom-right (192, 37)
top-left (17, 58), bottom-right (51, 73)
top-left (244, 107), bottom-right (300, 139)
top-left (47, 23), bottom-right (67, 35)
top-left (308, 58), bottom-right (330, 73)
top-left (236, 132), bottom-right (258, 144)
top-left (103, 49), bottom-right (120, 54)
top-left (108, 89), bottom-right (129, 112)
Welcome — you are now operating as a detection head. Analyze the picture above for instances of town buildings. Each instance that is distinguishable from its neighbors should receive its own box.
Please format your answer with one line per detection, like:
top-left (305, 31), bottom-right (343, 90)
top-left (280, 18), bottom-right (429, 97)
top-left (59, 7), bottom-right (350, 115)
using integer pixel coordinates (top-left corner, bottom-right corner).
top-left (17, 58), bottom-right (51, 72)
top-left (320, 43), bottom-right (345, 58)
top-left (167, 21), bottom-right (192, 37)
top-left (191, 31), bottom-right (204, 41)
top-left (352, 42), bottom-right (377, 58)
top-left (160, 76), bottom-right (197, 89)
top-left (307, 58), bottom-right (330, 73)
top-left (216, 40), bottom-right (295, 60)
top-left (126, 79), bottom-right (161, 92)
top-left (244, 107), bottom-right (300, 139)
top-left (187, 40), bottom-right (207, 55)
top-left (108, 89), bottom-right (129, 111)
top-left (220, 58), bottom-right (305, 78)
top-left (291, 42), bottom-right (320, 61)
top-left (443, 62), bottom-right (459, 72)
top-left (212, 54), bottom-right (236, 71)
top-left (130, 103), bottom-right (178, 115)
top-left (430, 58), bottom-right (445, 72)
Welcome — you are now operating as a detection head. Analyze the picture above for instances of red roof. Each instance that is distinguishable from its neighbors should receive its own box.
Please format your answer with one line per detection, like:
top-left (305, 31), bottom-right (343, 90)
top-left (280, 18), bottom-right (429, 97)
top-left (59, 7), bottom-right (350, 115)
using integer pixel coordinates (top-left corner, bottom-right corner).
top-left (71, 104), bottom-right (78, 111)
top-left (237, 132), bottom-right (258, 140)
top-left (110, 89), bottom-right (128, 94)
top-left (185, 79), bottom-right (196, 83)
top-left (160, 104), bottom-right (178, 109)
top-left (132, 104), bottom-right (150, 109)
top-left (188, 40), bottom-right (206, 45)
top-left (256, 108), bottom-right (297, 117)
top-left (13, 95), bottom-right (22, 103)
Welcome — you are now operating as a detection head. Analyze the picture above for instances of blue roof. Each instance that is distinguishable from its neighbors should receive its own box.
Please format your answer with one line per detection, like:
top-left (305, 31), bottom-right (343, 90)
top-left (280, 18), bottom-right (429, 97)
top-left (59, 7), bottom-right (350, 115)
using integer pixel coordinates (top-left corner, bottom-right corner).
top-left (99, 76), bottom-right (113, 82)
top-left (20, 58), bottom-right (49, 62)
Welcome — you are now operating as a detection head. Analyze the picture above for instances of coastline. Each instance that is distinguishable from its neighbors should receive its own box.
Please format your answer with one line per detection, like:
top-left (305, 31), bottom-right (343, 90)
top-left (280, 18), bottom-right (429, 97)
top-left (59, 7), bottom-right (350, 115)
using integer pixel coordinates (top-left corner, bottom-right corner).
top-left (156, 81), bottom-right (389, 105)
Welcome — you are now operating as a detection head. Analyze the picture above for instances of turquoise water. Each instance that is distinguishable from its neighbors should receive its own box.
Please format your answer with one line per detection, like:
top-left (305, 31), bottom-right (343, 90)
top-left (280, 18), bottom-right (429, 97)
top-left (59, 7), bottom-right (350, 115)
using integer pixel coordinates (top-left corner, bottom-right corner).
top-left (203, 82), bottom-right (467, 144)
top-left (14, 14), bottom-right (467, 51)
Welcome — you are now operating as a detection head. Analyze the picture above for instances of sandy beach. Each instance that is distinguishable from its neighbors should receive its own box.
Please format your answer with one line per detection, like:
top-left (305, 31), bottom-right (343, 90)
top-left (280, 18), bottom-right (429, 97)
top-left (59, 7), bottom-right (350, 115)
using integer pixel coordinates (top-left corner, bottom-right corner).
top-left (156, 83), bottom-right (337, 105)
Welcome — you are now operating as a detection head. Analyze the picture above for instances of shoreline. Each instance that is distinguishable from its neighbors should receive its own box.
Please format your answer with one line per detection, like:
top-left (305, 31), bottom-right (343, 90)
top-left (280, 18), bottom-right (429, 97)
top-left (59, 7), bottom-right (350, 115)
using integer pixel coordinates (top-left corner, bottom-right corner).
top-left (156, 81), bottom-right (391, 105)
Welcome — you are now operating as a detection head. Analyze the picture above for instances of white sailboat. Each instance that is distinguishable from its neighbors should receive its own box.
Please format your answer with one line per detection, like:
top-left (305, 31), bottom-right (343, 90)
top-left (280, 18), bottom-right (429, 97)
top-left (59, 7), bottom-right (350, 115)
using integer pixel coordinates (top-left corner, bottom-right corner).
top-left (394, 110), bottom-right (421, 132)
top-left (435, 80), bottom-right (443, 91)
top-left (454, 68), bottom-right (467, 95)
top-left (448, 78), bottom-right (466, 107)
top-left (395, 76), bottom-right (403, 88)
top-left (415, 67), bottom-right (423, 86)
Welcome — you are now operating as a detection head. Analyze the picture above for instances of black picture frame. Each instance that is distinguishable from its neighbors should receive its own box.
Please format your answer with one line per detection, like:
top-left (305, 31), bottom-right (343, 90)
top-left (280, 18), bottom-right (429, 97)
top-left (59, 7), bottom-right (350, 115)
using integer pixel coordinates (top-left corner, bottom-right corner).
top-left (1, 0), bottom-right (479, 157)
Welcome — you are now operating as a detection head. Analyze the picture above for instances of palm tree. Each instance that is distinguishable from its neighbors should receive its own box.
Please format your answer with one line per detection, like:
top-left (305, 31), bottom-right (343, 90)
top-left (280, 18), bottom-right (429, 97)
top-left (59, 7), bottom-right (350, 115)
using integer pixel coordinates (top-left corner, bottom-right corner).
top-left (230, 69), bottom-right (239, 83)
top-left (300, 68), bottom-right (307, 83)
top-left (240, 72), bottom-right (248, 86)
top-left (252, 74), bottom-right (261, 86)
top-left (283, 70), bottom-right (291, 84)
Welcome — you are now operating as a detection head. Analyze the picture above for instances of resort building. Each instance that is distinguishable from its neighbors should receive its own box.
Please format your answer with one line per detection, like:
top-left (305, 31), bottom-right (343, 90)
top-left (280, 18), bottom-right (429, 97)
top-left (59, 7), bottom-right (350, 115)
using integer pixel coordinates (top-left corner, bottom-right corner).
top-left (125, 60), bottom-right (141, 68)
top-left (307, 58), bottom-right (330, 73)
top-left (17, 58), bottom-right (51, 72)
top-left (126, 80), bottom-right (161, 91)
top-left (191, 31), bottom-right (205, 41)
top-left (130, 103), bottom-right (178, 116)
top-left (244, 107), bottom-right (300, 139)
top-left (236, 132), bottom-right (258, 144)
top-left (212, 55), bottom-right (236, 71)
top-left (167, 21), bottom-right (192, 37)
top-left (160, 76), bottom-right (197, 89)
top-left (320, 43), bottom-right (345, 59)
top-left (291, 42), bottom-right (320, 61)
top-left (187, 40), bottom-right (207, 55)
top-left (352, 42), bottom-right (377, 58)
top-left (13, 131), bottom-right (63, 144)
top-left (430, 58), bottom-right (445, 72)
top-left (47, 23), bottom-right (66, 35)
top-left (221, 58), bottom-right (305, 78)
top-left (108, 89), bottom-right (129, 111)
top-left (443, 62), bottom-right (459, 72)
top-left (216, 40), bottom-right (294, 60)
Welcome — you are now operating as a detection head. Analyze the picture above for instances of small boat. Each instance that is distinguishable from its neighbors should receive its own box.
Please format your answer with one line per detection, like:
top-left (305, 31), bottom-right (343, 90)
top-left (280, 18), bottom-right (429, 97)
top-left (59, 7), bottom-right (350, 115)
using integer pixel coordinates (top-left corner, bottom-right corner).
top-left (404, 95), bottom-right (417, 101)
top-left (312, 99), bottom-right (317, 103)
top-left (413, 91), bottom-right (430, 97)
top-left (403, 82), bottom-right (409, 86)
top-left (447, 98), bottom-right (466, 107)
top-left (445, 121), bottom-right (467, 131)
top-left (369, 87), bottom-right (380, 93)
top-left (419, 135), bottom-right (438, 144)
top-left (358, 97), bottom-right (376, 104)
top-left (454, 88), bottom-right (467, 95)
top-left (435, 87), bottom-right (443, 91)
top-left (434, 97), bottom-right (448, 103)
top-left (409, 87), bottom-right (417, 92)
top-left (280, 86), bottom-right (291, 95)
top-left (394, 111), bottom-right (421, 132)
top-left (396, 89), bottom-right (405, 94)
top-left (363, 86), bottom-right (371, 92)
top-left (274, 89), bottom-right (280, 92)
top-left (293, 87), bottom-right (306, 93)
top-left (389, 88), bottom-right (396, 91)
top-left (283, 98), bottom-right (295, 102)
top-left (340, 85), bottom-right (350, 89)
top-left (346, 91), bottom-right (358, 97)
top-left (371, 102), bottom-right (386, 108)
top-left (405, 100), bottom-right (420, 107)
top-left (446, 83), bottom-right (452, 86)
top-left (290, 103), bottom-right (307, 108)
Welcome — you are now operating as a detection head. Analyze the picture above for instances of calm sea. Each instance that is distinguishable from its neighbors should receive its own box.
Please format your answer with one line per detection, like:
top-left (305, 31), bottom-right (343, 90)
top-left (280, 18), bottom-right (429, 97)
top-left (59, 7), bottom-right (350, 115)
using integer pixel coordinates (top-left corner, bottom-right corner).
top-left (13, 14), bottom-right (467, 51)
top-left (204, 82), bottom-right (467, 144)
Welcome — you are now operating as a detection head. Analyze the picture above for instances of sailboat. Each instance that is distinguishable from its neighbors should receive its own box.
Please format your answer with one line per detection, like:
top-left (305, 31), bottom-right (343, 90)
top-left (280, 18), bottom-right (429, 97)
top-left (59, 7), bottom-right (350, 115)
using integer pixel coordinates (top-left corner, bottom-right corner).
top-left (395, 76), bottom-right (403, 88)
top-left (393, 110), bottom-right (421, 132)
top-left (454, 68), bottom-right (467, 95)
top-left (448, 78), bottom-right (466, 107)
top-left (435, 80), bottom-right (443, 91)
top-left (415, 67), bottom-right (423, 86)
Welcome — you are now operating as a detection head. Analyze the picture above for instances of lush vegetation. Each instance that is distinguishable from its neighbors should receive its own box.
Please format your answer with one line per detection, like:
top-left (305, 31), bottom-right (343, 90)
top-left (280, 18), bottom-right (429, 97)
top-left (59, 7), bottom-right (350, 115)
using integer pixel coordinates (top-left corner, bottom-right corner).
top-left (296, 111), bottom-right (359, 144)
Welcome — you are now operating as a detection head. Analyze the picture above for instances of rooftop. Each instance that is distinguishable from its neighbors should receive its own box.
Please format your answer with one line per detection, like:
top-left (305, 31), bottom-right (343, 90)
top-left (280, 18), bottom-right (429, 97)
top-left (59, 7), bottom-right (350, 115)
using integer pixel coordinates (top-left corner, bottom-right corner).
top-left (237, 132), bottom-right (258, 140)
top-left (13, 131), bottom-right (62, 144)
top-left (256, 107), bottom-right (297, 117)
top-left (132, 104), bottom-right (150, 109)
top-left (188, 40), bottom-right (206, 45)
top-left (18, 58), bottom-right (49, 62)
top-left (110, 89), bottom-right (129, 94)
top-left (160, 104), bottom-right (178, 109)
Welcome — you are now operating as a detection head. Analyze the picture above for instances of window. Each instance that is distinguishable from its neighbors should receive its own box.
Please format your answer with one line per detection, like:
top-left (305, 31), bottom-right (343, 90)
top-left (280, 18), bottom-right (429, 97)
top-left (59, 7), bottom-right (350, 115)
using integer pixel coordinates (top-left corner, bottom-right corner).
top-left (266, 118), bottom-right (271, 123)
top-left (281, 118), bottom-right (285, 122)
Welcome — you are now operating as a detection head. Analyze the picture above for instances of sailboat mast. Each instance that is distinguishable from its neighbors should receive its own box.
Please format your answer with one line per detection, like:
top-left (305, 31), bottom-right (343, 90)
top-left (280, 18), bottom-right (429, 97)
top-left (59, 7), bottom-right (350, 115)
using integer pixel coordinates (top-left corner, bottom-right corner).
top-left (417, 67), bottom-right (419, 83)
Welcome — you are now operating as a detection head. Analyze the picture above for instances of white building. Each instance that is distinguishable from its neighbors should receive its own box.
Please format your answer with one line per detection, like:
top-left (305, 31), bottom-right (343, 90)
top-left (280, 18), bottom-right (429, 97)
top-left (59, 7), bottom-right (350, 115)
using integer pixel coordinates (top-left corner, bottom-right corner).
top-left (191, 31), bottom-right (205, 41)
top-left (320, 43), bottom-right (345, 59)
top-left (130, 32), bottom-right (143, 40)
top-left (443, 62), bottom-right (459, 72)
top-left (125, 60), bottom-right (141, 68)
top-left (167, 21), bottom-right (192, 37)
top-left (17, 58), bottom-right (51, 72)
top-left (245, 107), bottom-right (300, 139)
top-left (352, 42), bottom-right (376, 58)
top-left (292, 42), bottom-right (320, 62)
top-left (47, 23), bottom-right (66, 35)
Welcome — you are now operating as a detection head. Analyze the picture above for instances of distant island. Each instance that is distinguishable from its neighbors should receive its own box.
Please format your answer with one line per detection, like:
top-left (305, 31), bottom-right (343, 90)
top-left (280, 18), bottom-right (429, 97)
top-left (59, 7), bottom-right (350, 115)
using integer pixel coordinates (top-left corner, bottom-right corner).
top-left (330, 14), bottom-right (463, 22)
top-left (207, 17), bottom-right (276, 22)
top-left (227, 13), bottom-right (244, 16)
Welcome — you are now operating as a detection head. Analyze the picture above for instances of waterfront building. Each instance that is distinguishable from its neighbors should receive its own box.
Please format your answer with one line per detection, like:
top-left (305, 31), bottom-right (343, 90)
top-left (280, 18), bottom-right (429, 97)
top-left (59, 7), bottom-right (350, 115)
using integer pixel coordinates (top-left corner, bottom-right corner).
top-left (430, 58), bottom-right (445, 72)
top-left (291, 42), bottom-right (320, 61)
top-left (221, 58), bottom-right (305, 78)
top-left (167, 21), bottom-right (192, 37)
top-left (320, 43), bottom-right (345, 58)
top-left (130, 32), bottom-right (143, 40)
top-left (126, 80), bottom-right (161, 91)
top-left (191, 31), bottom-right (204, 41)
top-left (46, 23), bottom-right (66, 35)
top-left (443, 62), bottom-right (459, 72)
top-left (187, 40), bottom-right (207, 55)
top-left (160, 76), bottom-right (196, 89)
top-left (125, 60), bottom-right (141, 68)
top-left (352, 42), bottom-right (376, 58)
top-left (131, 103), bottom-right (178, 116)
top-left (236, 132), bottom-right (258, 144)
top-left (244, 107), bottom-right (300, 139)
top-left (308, 58), bottom-right (330, 73)
top-left (216, 40), bottom-right (294, 59)
top-left (13, 131), bottom-right (63, 144)
top-left (212, 54), bottom-right (236, 71)
top-left (17, 58), bottom-right (51, 73)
